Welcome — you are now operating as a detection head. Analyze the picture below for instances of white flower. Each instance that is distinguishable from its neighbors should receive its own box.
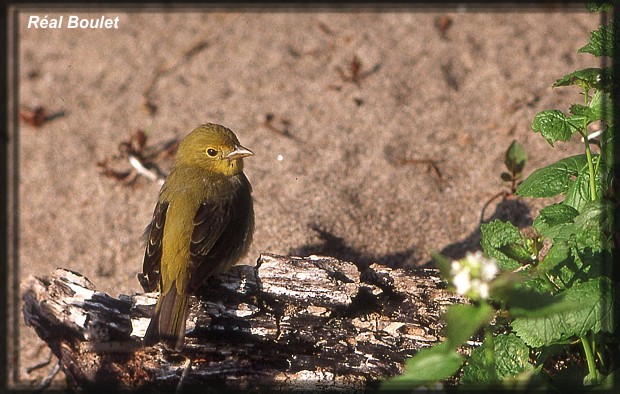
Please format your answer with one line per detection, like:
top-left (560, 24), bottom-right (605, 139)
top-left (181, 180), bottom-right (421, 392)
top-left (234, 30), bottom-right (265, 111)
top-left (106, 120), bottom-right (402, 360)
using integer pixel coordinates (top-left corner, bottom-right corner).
top-left (481, 258), bottom-right (499, 281)
top-left (452, 266), bottom-right (471, 295)
top-left (449, 251), bottom-right (499, 300)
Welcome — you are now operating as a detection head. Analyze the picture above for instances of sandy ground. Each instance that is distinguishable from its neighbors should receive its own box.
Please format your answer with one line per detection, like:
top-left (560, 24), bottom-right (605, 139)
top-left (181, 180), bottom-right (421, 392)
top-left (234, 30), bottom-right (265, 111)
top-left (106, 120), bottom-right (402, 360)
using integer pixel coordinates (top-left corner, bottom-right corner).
top-left (10, 5), bottom-right (600, 389)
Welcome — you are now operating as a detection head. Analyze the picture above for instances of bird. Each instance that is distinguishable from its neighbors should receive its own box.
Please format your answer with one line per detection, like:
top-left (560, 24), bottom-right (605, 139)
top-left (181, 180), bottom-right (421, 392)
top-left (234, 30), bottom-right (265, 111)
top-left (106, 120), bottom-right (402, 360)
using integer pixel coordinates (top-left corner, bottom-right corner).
top-left (140, 123), bottom-right (254, 351)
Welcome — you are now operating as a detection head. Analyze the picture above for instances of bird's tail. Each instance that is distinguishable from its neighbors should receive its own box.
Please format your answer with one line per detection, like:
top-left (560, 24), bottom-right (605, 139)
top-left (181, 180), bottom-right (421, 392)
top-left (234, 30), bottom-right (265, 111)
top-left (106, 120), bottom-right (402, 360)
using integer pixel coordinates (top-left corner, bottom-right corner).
top-left (144, 283), bottom-right (189, 351)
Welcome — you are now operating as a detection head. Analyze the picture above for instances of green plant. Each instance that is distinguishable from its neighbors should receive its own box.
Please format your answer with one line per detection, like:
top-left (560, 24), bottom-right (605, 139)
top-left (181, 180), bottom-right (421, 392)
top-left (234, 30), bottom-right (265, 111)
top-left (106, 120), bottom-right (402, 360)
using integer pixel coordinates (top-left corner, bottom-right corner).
top-left (479, 139), bottom-right (527, 224)
top-left (382, 4), bottom-right (617, 391)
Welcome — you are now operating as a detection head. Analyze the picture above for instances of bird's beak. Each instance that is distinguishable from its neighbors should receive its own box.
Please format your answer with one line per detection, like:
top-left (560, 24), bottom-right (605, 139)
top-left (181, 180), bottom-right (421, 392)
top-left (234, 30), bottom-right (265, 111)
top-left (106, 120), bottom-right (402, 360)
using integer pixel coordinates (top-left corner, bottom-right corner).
top-left (226, 145), bottom-right (254, 160)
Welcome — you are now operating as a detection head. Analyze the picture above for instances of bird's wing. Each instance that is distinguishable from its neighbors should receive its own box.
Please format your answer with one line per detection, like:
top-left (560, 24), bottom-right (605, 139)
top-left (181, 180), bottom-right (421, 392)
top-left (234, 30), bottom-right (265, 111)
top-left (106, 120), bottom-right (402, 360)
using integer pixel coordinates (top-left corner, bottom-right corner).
top-left (189, 178), bottom-right (254, 290)
top-left (187, 199), bottom-right (231, 279)
top-left (140, 201), bottom-right (168, 292)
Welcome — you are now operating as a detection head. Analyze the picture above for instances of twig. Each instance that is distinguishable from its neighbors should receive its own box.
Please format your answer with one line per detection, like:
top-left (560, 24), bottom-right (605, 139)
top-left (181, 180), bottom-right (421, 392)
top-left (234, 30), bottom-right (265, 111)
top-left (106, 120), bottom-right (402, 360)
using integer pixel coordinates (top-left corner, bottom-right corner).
top-left (479, 190), bottom-right (509, 225)
top-left (394, 158), bottom-right (443, 179)
top-left (336, 55), bottom-right (382, 85)
top-left (27, 350), bottom-right (54, 374)
top-left (263, 113), bottom-right (294, 139)
top-left (175, 357), bottom-right (192, 394)
top-left (33, 359), bottom-right (62, 393)
top-left (128, 154), bottom-right (164, 185)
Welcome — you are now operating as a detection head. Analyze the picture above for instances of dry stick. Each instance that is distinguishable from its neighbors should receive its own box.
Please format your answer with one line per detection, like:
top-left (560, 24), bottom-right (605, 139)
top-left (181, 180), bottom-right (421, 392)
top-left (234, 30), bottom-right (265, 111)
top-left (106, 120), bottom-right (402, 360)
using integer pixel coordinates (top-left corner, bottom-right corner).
top-left (26, 350), bottom-right (54, 374)
top-left (395, 158), bottom-right (443, 179)
top-left (175, 357), bottom-right (192, 394)
top-left (128, 154), bottom-right (164, 185)
top-left (479, 190), bottom-right (508, 225)
top-left (34, 359), bottom-right (62, 393)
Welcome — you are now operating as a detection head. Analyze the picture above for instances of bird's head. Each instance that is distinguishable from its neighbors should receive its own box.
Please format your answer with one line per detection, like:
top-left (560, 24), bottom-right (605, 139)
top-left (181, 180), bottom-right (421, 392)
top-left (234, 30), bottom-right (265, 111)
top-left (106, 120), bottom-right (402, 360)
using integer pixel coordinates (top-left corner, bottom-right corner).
top-left (175, 123), bottom-right (253, 176)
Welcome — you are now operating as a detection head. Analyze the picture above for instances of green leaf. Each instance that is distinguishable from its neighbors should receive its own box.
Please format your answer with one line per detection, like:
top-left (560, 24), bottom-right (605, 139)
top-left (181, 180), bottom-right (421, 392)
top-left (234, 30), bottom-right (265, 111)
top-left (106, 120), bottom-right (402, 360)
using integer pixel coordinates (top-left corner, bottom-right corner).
top-left (531, 110), bottom-right (580, 146)
top-left (588, 90), bottom-right (614, 126)
top-left (499, 243), bottom-right (533, 265)
top-left (534, 204), bottom-right (579, 228)
top-left (569, 100), bottom-right (611, 126)
top-left (444, 303), bottom-right (495, 350)
top-left (578, 21), bottom-right (617, 57)
top-left (460, 333), bottom-right (533, 384)
top-left (512, 277), bottom-right (616, 347)
top-left (380, 344), bottom-right (464, 389)
top-left (532, 204), bottom-right (579, 240)
top-left (564, 171), bottom-right (591, 212)
top-left (431, 251), bottom-right (453, 281)
top-left (553, 67), bottom-right (615, 93)
top-left (573, 199), bottom-right (614, 252)
top-left (563, 159), bottom-right (607, 212)
top-left (599, 368), bottom-right (620, 390)
top-left (585, 0), bottom-right (616, 13)
top-left (505, 140), bottom-right (527, 176)
top-left (480, 220), bottom-right (522, 270)
top-left (500, 172), bottom-right (513, 182)
top-left (569, 103), bottom-right (591, 118)
top-left (533, 240), bottom-right (570, 275)
top-left (600, 126), bottom-right (616, 168)
top-left (516, 155), bottom-right (588, 198)
top-left (541, 244), bottom-right (606, 292)
top-left (493, 283), bottom-right (558, 317)
top-left (500, 367), bottom-right (548, 391)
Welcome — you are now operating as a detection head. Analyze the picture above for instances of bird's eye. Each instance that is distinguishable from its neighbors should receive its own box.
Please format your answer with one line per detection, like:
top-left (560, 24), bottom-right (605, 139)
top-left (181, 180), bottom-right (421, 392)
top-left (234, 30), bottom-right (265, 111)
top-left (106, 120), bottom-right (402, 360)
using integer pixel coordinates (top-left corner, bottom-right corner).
top-left (206, 148), bottom-right (218, 157)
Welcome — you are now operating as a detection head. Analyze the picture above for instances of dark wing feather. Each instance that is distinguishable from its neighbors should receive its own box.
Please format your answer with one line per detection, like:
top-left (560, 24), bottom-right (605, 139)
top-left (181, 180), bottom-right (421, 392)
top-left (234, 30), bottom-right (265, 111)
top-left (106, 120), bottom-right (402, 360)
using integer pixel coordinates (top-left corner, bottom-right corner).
top-left (187, 199), bottom-right (231, 283)
top-left (189, 201), bottom-right (230, 256)
top-left (141, 201), bottom-right (168, 292)
top-left (189, 175), bottom-right (254, 291)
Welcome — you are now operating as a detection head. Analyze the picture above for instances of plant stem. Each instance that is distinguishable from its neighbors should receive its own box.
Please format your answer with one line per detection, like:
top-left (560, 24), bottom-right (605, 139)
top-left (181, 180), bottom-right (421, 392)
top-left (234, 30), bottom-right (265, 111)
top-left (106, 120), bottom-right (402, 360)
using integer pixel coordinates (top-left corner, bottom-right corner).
top-left (582, 88), bottom-right (597, 201)
top-left (543, 273), bottom-right (561, 292)
top-left (485, 330), bottom-right (497, 382)
top-left (583, 135), bottom-right (597, 201)
top-left (581, 335), bottom-right (599, 385)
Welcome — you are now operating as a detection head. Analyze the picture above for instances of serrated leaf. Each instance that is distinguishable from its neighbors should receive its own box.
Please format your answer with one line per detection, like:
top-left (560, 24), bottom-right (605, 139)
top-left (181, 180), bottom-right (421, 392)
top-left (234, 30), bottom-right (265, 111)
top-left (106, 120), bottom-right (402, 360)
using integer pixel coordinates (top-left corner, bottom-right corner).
top-left (534, 204), bottom-right (580, 228)
top-left (444, 303), bottom-right (495, 350)
top-left (588, 90), bottom-right (614, 125)
top-left (460, 334), bottom-right (533, 384)
top-left (381, 344), bottom-right (464, 389)
top-left (569, 104), bottom-right (604, 126)
top-left (578, 21), bottom-right (617, 57)
top-left (564, 160), bottom-right (607, 212)
top-left (569, 103), bottom-right (591, 117)
top-left (512, 277), bottom-right (616, 347)
top-left (493, 283), bottom-right (558, 317)
top-left (600, 126), bottom-right (616, 168)
top-left (533, 240), bottom-right (570, 275)
top-left (516, 155), bottom-right (588, 198)
top-left (565, 173), bottom-right (590, 212)
top-left (573, 199), bottom-right (614, 252)
top-left (553, 68), bottom-right (599, 88)
top-left (554, 67), bottom-right (615, 93)
top-left (499, 243), bottom-right (533, 265)
top-left (505, 140), bottom-right (527, 176)
top-left (531, 110), bottom-right (580, 146)
top-left (533, 204), bottom-right (580, 239)
top-left (481, 220), bottom-right (522, 270)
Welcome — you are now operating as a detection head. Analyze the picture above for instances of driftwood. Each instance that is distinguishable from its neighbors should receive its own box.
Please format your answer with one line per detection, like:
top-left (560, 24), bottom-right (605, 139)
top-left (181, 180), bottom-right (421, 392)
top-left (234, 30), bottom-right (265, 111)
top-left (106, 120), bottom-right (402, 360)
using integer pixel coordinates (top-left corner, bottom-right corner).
top-left (21, 253), bottom-right (463, 391)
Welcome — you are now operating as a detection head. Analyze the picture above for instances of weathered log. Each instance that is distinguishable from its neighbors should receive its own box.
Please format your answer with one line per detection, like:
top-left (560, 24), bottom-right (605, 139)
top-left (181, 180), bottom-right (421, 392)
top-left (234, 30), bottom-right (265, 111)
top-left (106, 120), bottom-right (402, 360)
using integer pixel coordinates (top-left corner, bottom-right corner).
top-left (21, 253), bottom-right (463, 391)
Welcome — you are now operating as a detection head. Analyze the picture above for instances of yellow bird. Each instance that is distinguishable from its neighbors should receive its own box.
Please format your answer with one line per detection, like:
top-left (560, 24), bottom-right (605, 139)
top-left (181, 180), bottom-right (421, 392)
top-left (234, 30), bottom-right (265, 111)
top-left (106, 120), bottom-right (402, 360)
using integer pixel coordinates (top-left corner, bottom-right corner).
top-left (140, 123), bottom-right (254, 351)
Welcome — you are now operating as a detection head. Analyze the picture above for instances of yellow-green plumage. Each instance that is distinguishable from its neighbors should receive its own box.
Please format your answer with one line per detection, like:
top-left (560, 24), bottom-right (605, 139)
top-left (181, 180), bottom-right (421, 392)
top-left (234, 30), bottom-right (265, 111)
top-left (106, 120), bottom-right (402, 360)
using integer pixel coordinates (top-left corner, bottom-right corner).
top-left (141, 123), bottom-right (254, 351)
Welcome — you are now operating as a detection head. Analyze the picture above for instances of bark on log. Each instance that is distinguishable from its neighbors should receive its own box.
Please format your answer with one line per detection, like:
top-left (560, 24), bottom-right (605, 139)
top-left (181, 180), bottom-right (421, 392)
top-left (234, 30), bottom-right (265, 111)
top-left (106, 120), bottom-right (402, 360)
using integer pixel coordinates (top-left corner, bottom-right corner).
top-left (21, 253), bottom-right (463, 391)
